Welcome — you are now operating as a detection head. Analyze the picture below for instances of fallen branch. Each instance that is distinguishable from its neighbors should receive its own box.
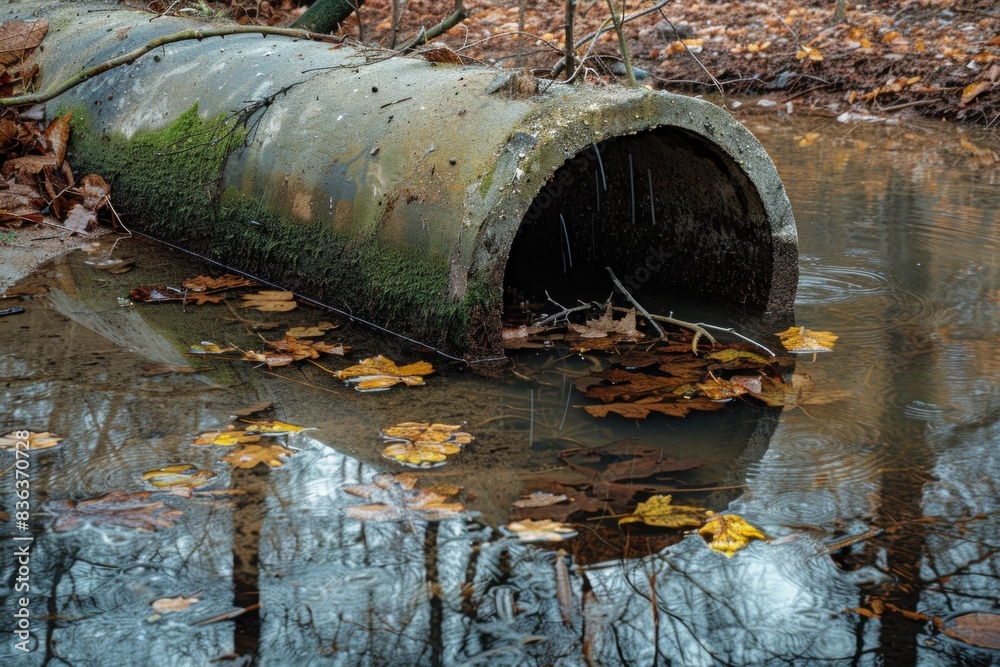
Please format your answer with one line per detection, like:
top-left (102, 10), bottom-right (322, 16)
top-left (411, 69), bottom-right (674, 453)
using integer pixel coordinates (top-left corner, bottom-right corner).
top-left (532, 290), bottom-right (594, 327)
top-left (0, 26), bottom-right (341, 107)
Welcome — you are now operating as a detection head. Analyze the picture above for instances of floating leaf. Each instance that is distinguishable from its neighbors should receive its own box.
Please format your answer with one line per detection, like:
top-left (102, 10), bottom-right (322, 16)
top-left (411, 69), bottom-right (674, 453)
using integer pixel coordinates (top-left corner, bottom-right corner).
top-left (585, 396), bottom-right (727, 419)
top-left (775, 326), bottom-right (838, 353)
top-left (222, 443), bottom-right (295, 469)
top-left (240, 419), bottom-right (315, 435)
top-left (241, 350), bottom-right (297, 368)
top-left (381, 441), bottom-right (461, 468)
top-left (45, 491), bottom-right (182, 533)
top-left (284, 322), bottom-right (338, 338)
top-left (380, 421), bottom-right (473, 446)
top-left (705, 348), bottom-right (770, 366)
top-left (151, 594), bottom-right (200, 615)
top-left (0, 430), bottom-right (62, 450)
top-left (505, 519), bottom-right (578, 543)
top-left (748, 373), bottom-right (852, 409)
top-left (941, 612), bottom-right (1000, 650)
top-left (335, 355), bottom-right (434, 391)
top-left (192, 429), bottom-right (261, 446)
top-left (618, 495), bottom-right (706, 528)
top-left (189, 341), bottom-right (237, 354)
top-left (229, 400), bottom-right (273, 417)
top-left (141, 464), bottom-right (216, 489)
top-left (181, 274), bottom-right (258, 292)
top-left (697, 513), bottom-right (768, 557)
top-left (697, 377), bottom-right (749, 401)
top-left (513, 492), bottom-right (569, 509)
top-left (241, 290), bottom-right (296, 312)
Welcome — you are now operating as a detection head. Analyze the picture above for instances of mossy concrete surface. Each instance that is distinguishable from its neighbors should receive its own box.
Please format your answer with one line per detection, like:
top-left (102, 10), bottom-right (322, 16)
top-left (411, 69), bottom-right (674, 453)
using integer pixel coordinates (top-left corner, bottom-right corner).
top-left (4, 0), bottom-right (798, 358)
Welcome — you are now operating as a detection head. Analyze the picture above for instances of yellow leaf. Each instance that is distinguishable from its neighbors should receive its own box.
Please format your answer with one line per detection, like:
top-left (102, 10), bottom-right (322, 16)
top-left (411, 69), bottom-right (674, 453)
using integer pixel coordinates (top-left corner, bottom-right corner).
top-left (241, 290), bottom-right (297, 312)
top-left (380, 421), bottom-right (473, 446)
top-left (618, 495), bottom-right (707, 528)
top-left (960, 81), bottom-right (992, 106)
top-left (381, 441), bottom-right (461, 468)
top-left (775, 326), bottom-right (838, 353)
top-left (796, 46), bottom-right (823, 61)
top-left (241, 419), bottom-right (315, 435)
top-left (697, 513), bottom-right (768, 557)
top-left (697, 377), bottom-right (749, 401)
top-left (284, 321), bottom-right (337, 338)
top-left (141, 464), bottom-right (216, 489)
top-left (192, 429), bottom-right (261, 446)
top-left (222, 443), bottom-right (295, 468)
top-left (189, 341), bottom-right (236, 354)
top-left (335, 355), bottom-right (434, 391)
top-left (797, 132), bottom-right (821, 148)
top-left (881, 31), bottom-right (901, 44)
top-left (706, 349), bottom-right (769, 365)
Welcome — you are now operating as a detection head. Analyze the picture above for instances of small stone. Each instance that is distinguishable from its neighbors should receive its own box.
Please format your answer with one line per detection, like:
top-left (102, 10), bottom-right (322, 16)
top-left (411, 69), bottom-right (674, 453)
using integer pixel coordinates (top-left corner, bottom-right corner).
top-left (757, 99), bottom-right (777, 108)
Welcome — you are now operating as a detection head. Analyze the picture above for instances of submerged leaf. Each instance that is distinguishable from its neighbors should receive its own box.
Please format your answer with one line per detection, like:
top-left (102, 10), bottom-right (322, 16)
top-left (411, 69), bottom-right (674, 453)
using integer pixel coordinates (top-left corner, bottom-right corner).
top-left (181, 274), bottom-right (258, 292)
top-left (151, 594), bottom-right (200, 615)
top-left (192, 429), bottom-right (261, 446)
top-left (241, 419), bottom-right (315, 435)
top-left (697, 513), bottom-right (768, 557)
top-left (141, 464), bottom-right (217, 489)
top-left (618, 495), bottom-right (706, 528)
top-left (241, 290), bottom-right (297, 311)
top-left (45, 491), bottom-right (182, 533)
top-left (189, 341), bottom-right (237, 354)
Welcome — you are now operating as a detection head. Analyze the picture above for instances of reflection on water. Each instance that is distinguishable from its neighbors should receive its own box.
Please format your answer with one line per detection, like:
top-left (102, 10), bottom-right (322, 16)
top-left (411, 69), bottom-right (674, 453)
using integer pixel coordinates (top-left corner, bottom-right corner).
top-left (1, 115), bottom-right (999, 665)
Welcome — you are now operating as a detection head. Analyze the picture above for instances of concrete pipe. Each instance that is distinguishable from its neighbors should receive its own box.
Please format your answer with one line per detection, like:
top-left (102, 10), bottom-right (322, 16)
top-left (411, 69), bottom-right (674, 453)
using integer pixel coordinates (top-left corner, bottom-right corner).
top-left (4, 1), bottom-right (798, 359)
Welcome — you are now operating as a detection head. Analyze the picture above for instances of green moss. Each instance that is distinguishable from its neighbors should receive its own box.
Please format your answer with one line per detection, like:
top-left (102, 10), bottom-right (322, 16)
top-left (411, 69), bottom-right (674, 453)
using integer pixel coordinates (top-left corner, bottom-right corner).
top-left (66, 105), bottom-right (497, 353)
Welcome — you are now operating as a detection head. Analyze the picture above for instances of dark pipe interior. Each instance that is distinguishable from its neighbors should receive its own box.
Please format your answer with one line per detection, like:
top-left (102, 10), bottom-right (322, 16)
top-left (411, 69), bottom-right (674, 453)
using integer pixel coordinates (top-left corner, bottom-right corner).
top-left (504, 127), bottom-right (773, 315)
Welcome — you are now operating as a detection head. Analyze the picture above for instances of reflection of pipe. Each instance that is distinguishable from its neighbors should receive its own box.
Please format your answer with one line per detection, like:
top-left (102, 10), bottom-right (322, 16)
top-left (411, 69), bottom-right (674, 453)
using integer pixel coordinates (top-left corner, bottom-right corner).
top-left (10, 2), bottom-right (797, 358)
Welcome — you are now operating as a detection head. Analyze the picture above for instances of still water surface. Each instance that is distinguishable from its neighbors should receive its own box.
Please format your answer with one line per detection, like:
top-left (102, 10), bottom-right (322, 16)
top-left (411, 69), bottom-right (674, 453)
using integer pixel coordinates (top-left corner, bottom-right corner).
top-left (1, 113), bottom-right (998, 666)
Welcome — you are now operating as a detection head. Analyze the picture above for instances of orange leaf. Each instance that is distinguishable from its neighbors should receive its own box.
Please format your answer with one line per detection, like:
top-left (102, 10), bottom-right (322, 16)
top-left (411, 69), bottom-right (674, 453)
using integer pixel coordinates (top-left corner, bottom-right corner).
top-left (960, 81), bottom-right (991, 106)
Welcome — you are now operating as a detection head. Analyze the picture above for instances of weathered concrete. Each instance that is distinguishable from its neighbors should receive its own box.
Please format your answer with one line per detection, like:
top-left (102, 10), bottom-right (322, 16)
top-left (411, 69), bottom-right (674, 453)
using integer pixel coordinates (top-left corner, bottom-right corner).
top-left (3, 1), bottom-right (798, 357)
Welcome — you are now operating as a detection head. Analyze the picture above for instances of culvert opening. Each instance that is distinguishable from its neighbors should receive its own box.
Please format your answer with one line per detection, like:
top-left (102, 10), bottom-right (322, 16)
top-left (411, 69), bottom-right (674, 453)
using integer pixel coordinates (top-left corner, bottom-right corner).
top-left (503, 127), bottom-right (774, 317)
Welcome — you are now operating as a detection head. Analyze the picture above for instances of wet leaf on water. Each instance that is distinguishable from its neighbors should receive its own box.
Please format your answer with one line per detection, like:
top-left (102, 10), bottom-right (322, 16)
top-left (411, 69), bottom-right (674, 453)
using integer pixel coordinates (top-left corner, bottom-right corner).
top-left (705, 348), bottom-right (771, 366)
top-left (776, 326), bottom-right (838, 353)
top-left (192, 429), bottom-right (261, 446)
top-left (513, 492), bottom-right (569, 508)
top-left (150, 594), bottom-right (200, 615)
top-left (241, 290), bottom-right (296, 312)
top-left (0, 430), bottom-right (62, 450)
top-left (284, 321), bottom-right (338, 338)
top-left (45, 490), bottom-right (182, 533)
top-left (241, 350), bottom-right (297, 368)
top-left (308, 341), bottom-right (350, 356)
top-left (240, 419), bottom-right (315, 435)
top-left (618, 495), bottom-right (707, 528)
top-left (85, 257), bottom-right (135, 274)
top-left (380, 421), bottom-right (473, 446)
top-left (142, 362), bottom-right (195, 375)
top-left (697, 513), bottom-right (768, 557)
top-left (129, 285), bottom-right (182, 303)
top-left (343, 473), bottom-right (464, 522)
top-left (221, 442), bottom-right (295, 469)
top-left (697, 376), bottom-right (749, 401)
top-left (569, 306), bottom-right (642, 339)
top-left (941, 612), bottom-right (1000, 650)
top-left (181, 274), bottom-right (258, 292)
top-left (585, 396), bottom-right (727, 419)
top-left (335, 355), bottom-right (434, 391)
top-left (229, 400), bottom-right (273, 417)
top-left (381, 441), bottom-right (461, 468)
top-left (189, 341), bottom-right (237, 354)
top-left (140, 464), bottom-right (217, 489)
top-left (261, 335), bottom-right (349, 361)
top-left (505, 519), bottom-right (578, 543)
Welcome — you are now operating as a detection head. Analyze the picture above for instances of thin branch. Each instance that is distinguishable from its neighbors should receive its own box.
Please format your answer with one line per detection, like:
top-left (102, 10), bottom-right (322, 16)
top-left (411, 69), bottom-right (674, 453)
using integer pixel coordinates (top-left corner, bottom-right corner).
top-left (657, 8), bottom-right (725, 106)
top-left (563, 0), bottom-right (577, 80)
top-left (0, 26), bottom-right (341, 107)
top-left (694, 323), bottom-right (774, 357)
top-left (605, 267), bottom-right (664, 338)
top-left (605, 0), bottom-right (638, 87)
top-left (400, 0), bottom-right (467, 52)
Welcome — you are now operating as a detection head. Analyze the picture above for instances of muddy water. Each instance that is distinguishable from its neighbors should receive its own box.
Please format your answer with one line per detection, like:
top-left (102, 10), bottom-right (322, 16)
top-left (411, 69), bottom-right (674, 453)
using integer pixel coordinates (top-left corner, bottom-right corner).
top-left (1, 114), bottom-right (999, 666)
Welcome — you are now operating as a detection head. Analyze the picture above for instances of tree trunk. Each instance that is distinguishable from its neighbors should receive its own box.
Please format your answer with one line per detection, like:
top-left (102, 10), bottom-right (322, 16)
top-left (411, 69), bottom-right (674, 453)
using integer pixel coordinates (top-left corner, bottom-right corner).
top-left (289, 0), bottom-right (365, 33)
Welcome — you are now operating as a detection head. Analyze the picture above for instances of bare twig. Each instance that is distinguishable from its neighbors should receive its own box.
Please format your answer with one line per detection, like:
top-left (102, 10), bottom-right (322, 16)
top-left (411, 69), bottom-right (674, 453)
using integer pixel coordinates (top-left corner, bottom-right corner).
top-left (605, 267), bottom-right (664, 338)
top-left (657, 9), bottom-right (725, 106)
top-left (400, 0), bottom-right (467, 52)
top-left (694, 323), bottom-right (774, 357)
top-left (533, 290), bottom-right (593, 327)
top-left (0, 26), bottom-right (340, 107)
top-left (564, 0), bottom-right (577, 80)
